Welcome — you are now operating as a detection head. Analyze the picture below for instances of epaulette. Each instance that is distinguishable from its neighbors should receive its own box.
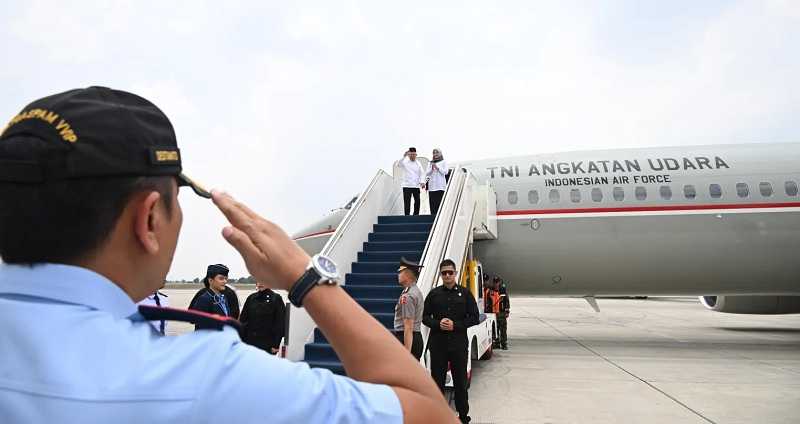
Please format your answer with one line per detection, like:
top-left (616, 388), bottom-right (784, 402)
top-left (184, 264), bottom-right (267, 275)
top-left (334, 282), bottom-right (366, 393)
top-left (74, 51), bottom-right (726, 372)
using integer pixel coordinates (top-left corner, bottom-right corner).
top-left (138, 305), bottom-right (242, 335)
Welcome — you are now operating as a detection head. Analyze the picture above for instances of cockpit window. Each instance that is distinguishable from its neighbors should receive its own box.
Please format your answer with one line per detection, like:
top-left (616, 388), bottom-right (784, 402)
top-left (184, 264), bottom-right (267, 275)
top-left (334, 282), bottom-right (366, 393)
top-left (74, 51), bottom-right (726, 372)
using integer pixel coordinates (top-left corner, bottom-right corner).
top-left (343, 196), bottom-right (358, 209)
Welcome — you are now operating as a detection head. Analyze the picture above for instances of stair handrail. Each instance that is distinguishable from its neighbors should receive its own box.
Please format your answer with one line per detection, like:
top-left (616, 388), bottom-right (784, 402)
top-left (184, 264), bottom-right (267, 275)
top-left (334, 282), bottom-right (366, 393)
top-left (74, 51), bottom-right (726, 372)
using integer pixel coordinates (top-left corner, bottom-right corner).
top-left (415, 167), bottom-right (478, 365)
top-left (287, 168), bottom-right (400, 361)
top-left (416, 167), bottom-right (470, 296)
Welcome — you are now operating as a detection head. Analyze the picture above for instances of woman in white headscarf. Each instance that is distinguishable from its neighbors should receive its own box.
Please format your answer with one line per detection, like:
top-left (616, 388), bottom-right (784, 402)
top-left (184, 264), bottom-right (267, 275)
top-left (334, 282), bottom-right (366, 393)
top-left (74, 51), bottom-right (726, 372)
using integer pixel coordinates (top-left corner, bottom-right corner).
top-left (426, 148), bottom-right (448, 216)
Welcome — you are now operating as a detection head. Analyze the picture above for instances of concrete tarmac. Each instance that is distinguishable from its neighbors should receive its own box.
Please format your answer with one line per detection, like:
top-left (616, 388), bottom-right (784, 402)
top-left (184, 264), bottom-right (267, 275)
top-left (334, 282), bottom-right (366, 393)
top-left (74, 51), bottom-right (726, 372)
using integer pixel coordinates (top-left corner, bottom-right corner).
top-left (468, 297), bottom-right (800, 424)
top-left (164, 291), bottom-right (799, 424)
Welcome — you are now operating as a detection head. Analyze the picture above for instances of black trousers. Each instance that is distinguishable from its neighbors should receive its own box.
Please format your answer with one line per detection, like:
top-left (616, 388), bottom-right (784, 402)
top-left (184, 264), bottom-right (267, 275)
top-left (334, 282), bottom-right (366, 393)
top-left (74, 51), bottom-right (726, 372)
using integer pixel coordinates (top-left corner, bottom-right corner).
top-left (429, 341), bottom-right (469, 419)
top-left (394, 331), bottom-right (424, 360)
top-left (403, 187), bottom-right (421, 215)
top-left (429, 190), bottom-right (444, 216)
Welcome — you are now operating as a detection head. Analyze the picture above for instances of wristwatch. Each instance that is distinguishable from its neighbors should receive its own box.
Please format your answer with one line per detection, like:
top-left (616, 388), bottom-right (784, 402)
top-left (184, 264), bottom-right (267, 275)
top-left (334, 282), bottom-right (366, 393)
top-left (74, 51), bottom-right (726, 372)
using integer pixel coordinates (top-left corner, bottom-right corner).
top-left (288, 254), bottom-right (340, 307)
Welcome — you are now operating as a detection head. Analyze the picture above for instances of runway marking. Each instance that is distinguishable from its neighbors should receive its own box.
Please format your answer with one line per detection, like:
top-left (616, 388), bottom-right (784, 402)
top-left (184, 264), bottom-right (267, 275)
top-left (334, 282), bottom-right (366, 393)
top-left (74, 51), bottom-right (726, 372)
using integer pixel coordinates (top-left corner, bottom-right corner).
top-left (535, 316), bottom-right (718, 424)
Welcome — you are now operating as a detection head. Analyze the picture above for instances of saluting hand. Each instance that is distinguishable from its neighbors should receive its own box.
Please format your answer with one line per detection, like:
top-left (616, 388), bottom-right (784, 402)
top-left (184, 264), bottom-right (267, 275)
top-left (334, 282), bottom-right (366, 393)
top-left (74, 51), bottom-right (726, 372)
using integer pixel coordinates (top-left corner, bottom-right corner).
top-left (212, 190), bottom-right (310, 292)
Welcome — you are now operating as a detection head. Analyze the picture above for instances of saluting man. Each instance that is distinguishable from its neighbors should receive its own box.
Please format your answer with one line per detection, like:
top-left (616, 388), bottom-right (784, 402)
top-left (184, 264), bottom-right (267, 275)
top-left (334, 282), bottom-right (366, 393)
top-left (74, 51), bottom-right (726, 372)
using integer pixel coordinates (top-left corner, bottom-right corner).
top-left (423, 259), bottom-right (480, 424)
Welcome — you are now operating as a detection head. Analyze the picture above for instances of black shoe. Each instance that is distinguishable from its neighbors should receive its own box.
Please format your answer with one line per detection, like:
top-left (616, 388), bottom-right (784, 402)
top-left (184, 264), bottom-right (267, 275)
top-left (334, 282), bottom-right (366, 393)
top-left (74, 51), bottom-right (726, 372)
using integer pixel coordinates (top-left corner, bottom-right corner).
top-left (501, 345), bottom-right (508, 350)
top-left (459, 416), bottom-right (471, 423)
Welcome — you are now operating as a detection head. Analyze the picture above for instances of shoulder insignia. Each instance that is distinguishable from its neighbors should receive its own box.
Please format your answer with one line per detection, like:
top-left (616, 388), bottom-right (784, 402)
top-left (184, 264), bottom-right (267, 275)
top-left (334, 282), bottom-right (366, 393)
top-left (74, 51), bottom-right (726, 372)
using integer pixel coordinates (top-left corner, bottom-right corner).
top-left (138, 305), bottom-right (242, 335)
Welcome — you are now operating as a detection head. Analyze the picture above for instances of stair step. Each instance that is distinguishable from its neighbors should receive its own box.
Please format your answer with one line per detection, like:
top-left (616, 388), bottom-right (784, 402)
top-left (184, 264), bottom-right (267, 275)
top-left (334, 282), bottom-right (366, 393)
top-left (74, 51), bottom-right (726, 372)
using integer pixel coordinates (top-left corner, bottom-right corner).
top-left (355, 298), bottom-right (397, 314)
top-left (372, 312), bottom-right (395, 328)
top-left (304, 342), bottom-right (339, 362)
top-left (373, 223), bottom-right (433, 233)
top-left (345, 272), bottom-right (397, 285)
top-left (306, 360), bottom-right (346, 376)
top-left (368, 232), bottom-right (429, 242)
top-left (357, 251), bottom-right (422, 262)
top-left (378, 215), bottom-right (435, 224)
top-left (314, 328), bottom-right (328, 343)
top-left (351, 262), bottom-right (400, 274)
top-left (364, 241), bottom-right (426, 252)
top-left (344, 285), bottom-right (403, 299)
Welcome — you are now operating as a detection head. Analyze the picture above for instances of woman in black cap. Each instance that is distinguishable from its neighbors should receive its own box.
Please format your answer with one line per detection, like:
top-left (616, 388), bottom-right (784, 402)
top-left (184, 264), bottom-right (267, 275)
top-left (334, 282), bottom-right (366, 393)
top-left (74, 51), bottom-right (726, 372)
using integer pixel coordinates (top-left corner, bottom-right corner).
top-left (189, 264), bottom-right (240, 329)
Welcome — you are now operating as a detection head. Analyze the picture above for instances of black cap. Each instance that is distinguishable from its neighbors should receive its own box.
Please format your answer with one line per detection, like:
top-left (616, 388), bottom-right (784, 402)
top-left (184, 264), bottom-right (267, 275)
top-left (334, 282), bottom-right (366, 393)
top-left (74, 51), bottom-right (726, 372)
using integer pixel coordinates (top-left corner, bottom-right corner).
top-left (0, 86), bottom-right (209, 198)
top-left (408, 147), bottom-right (416, 153)
top-left (397, 257), bottom-right (422, 272)
top-left (206, 264), bottom-right (230, 278)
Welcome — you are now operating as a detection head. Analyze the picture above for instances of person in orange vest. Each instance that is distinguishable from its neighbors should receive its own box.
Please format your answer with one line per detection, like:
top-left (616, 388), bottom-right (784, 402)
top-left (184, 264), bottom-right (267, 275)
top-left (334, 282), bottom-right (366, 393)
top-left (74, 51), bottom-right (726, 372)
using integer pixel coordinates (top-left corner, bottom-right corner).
top-left (483, 275), bottom-right (502, 348)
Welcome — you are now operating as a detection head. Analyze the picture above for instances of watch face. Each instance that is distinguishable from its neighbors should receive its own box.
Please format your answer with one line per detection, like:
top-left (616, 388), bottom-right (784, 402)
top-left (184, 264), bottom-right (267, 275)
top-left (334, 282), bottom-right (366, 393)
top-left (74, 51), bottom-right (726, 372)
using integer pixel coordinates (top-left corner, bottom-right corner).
top-left (316, 255), bottom-right (338, 276)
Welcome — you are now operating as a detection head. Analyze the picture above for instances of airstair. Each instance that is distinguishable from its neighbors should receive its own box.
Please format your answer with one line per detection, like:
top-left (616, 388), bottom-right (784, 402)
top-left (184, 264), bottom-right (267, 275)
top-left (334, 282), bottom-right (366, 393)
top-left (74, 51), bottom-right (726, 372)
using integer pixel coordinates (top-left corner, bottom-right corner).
top-left (287, 163), bottom-right (497, 375)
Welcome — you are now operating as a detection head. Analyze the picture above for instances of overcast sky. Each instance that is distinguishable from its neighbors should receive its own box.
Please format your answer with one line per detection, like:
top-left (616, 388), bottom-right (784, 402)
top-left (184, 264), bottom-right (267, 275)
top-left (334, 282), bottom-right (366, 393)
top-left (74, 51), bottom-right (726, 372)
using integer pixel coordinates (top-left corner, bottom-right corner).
top-left (2, 1), bottom-right (798, 280)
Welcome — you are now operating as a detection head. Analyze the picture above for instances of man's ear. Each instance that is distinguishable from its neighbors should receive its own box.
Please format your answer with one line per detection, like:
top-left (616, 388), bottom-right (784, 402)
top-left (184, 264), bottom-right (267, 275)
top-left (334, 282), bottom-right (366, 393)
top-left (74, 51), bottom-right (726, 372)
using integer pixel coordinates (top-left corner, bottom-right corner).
top-left (133, 191), bottom-right (163, 255)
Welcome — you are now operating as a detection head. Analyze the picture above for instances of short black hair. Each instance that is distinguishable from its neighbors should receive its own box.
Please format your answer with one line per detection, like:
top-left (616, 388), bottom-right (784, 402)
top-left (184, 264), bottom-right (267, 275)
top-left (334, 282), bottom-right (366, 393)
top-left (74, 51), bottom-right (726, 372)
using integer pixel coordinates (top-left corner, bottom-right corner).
top-left (0, 176), bottom-right (174, 265)
top-left (439, 259), bottom-right (457, 270)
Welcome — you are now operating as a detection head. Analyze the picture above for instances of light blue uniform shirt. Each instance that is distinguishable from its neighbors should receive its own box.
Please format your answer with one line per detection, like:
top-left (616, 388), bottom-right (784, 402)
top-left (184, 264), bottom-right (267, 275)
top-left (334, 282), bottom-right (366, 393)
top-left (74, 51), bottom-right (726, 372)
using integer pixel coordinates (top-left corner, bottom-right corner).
top-left (0, 264), bottom-right (402, 424)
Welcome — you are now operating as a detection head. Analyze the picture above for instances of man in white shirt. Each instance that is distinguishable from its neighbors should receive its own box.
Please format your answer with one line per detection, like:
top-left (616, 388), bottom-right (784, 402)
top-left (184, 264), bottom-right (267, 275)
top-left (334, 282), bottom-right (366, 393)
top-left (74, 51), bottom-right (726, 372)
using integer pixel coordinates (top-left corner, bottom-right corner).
top-left (397, 147), bottom-right (426, 215)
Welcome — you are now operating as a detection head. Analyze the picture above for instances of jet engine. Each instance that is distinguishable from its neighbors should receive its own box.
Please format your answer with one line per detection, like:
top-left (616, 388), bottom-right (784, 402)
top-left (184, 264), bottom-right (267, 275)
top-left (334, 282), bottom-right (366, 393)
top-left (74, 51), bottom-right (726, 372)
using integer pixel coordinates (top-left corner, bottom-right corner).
top-left (699, 295), bottom-right (800, 314)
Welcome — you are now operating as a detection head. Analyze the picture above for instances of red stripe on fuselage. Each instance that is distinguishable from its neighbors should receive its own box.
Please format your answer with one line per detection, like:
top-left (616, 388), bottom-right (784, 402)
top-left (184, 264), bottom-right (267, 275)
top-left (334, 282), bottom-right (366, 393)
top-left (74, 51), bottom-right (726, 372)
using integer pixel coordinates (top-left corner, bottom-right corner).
top-left (496, 201), bottom-right (800, 216)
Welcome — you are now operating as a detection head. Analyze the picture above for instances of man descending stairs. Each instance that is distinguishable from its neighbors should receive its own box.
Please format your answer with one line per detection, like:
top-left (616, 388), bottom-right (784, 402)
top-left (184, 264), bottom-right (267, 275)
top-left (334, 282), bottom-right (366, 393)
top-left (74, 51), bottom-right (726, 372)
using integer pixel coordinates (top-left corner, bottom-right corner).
top-left (303, 214), bottom-right (435, 374)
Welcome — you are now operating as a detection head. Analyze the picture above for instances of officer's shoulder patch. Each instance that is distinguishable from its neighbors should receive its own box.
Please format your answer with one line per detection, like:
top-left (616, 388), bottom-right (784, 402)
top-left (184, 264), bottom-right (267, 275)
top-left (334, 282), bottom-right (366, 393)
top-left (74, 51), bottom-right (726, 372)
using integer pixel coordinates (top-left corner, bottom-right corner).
top-left (138, 305), bottom-right (242, 334)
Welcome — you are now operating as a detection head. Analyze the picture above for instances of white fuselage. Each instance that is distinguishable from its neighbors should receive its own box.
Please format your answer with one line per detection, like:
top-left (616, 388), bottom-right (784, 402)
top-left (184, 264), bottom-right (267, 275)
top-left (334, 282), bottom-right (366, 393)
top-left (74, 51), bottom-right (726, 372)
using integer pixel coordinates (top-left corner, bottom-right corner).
top-left (294, 143), bottom-right (800, 296)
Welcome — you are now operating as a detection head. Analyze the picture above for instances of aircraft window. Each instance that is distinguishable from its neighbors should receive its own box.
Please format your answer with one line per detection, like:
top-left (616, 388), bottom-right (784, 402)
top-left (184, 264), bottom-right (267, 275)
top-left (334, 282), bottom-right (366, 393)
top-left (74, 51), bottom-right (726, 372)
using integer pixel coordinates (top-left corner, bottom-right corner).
top-left (635, 186), bottom-right (647, 201)
top-left (508, 191), bottom-right (518, 205)
top-left (660, 186), bottom-right (672, 200)
top-left (570, 189), bottom-right (581, 203)
top-left (709, 184), bottom-right (722, 199)
top-left (528, 190), bottom-right (539, 204)
top-left (736, 183), bottom-right (749, 198)
top-left (612, 187), bottom-right (624, 201)
top-left (549, 189), bottom-right (560, 203)
top-left (591, 188), bottom-right (603, 202)
top-left (759, 182), bottom-right (773, 197)
top-left (786, 181), bottom-right (798, 196)
top-left (684, 185), bottom-right (696, 199)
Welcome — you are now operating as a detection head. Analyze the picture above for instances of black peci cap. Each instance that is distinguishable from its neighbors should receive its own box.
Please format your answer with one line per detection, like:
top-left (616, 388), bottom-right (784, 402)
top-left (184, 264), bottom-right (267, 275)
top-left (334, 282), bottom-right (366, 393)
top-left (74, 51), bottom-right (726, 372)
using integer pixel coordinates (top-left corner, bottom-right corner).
top-left (408, 147), bottom-right (417, 153)
top-left (0, 86), bottom-right (210, 198)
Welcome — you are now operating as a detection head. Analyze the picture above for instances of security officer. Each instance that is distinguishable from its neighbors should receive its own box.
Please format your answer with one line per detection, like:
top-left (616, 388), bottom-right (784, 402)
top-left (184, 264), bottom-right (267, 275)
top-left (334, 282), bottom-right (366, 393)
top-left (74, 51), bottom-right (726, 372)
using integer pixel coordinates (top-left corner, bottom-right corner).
top-left (240, 280), bottom-right (286, 354)
top-left (422, 259), bottom-right (480, 424)
top-left (494, 276), bottom-right (511, 350)
top-left (189, 263), bottom-right (240, 320)
top-left (0, 87), bottom-right (455, 423)
top-left (394, 257), bottom-right (424, 360)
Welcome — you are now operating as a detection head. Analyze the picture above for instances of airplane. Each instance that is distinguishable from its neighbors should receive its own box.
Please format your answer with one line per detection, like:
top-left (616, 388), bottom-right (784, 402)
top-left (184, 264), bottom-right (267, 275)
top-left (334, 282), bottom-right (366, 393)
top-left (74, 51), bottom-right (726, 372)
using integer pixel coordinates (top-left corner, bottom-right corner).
top-left (293, 143), bottom-right (800, 315)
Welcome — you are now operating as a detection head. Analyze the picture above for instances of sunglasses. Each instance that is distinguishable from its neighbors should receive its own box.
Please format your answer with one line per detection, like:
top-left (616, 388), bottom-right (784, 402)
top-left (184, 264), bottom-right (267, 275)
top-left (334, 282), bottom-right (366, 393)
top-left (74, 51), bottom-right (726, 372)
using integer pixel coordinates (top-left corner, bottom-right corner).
top-left (440, 270), bottom-right (455, 276)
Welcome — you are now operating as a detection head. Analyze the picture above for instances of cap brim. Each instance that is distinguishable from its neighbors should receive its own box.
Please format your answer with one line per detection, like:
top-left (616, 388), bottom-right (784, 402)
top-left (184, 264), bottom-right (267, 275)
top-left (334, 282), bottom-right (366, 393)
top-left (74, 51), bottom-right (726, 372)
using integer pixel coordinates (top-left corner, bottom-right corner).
top-left (177, 172), bottom-right (212, 199)
top-left (397, 266), bottom-right (408, 272)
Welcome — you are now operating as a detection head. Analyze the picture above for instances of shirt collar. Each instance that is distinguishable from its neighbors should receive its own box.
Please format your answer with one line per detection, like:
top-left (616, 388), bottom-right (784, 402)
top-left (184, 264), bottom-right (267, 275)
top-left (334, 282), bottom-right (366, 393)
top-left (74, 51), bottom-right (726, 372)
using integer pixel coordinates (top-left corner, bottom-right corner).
top-left (0, 263), bottom-right (138, 319)
top-left (442, 283), bottom-right (460, 292)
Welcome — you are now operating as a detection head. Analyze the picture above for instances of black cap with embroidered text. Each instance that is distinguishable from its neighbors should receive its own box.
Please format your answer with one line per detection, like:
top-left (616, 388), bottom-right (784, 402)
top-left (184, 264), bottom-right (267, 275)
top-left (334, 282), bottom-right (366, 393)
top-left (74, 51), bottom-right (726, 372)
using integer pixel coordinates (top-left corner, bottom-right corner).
top-left (0, 86), bottom-right (210, 198)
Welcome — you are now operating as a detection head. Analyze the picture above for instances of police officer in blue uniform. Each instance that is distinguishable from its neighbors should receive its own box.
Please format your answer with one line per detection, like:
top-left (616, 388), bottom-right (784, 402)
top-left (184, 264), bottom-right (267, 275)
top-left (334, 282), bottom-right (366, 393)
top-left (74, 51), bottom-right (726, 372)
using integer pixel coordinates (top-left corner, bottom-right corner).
top-left (0, 87), bottom-right (455, 423)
